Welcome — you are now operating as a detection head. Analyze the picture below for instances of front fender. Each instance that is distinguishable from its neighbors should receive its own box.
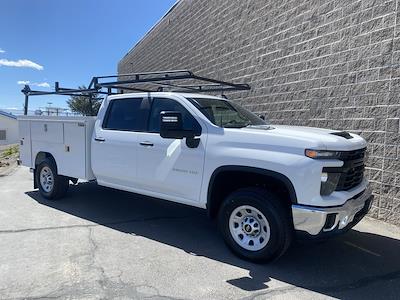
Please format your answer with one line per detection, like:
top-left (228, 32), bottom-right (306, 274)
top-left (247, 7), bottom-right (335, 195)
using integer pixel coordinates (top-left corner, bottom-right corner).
top-left (201, 146), bottom-right (343, 207)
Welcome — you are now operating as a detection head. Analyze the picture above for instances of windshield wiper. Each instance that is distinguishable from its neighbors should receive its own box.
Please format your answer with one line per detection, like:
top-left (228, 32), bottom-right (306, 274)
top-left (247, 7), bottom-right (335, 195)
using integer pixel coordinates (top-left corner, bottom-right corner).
top-left (245, 124), bottom-right (273, 129)
top-left (223, 121), bottom-right (251, 128)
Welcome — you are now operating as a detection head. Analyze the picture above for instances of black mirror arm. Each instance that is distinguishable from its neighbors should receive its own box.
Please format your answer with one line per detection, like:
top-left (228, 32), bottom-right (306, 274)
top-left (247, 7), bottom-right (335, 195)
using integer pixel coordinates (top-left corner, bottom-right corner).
top-left (186, 136), bottom-right (200, 148)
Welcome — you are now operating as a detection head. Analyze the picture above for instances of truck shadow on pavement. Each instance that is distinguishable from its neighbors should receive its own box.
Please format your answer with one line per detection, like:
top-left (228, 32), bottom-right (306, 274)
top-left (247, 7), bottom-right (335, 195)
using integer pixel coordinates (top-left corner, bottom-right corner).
top-left (26, 182), bottom-right (400, 300)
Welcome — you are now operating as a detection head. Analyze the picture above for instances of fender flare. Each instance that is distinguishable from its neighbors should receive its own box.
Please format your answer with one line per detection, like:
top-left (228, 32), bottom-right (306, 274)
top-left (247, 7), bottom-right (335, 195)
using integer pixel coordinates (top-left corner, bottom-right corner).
top-left (34, 152), bottom-right (57, 189)
top-left (206, 165), bottom-right (298, 213)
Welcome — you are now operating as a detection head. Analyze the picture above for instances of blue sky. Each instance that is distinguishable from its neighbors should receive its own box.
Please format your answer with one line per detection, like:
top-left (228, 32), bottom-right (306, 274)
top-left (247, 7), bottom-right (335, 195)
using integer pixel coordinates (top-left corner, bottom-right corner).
top-left (0, 0), bottom-right (176, 113)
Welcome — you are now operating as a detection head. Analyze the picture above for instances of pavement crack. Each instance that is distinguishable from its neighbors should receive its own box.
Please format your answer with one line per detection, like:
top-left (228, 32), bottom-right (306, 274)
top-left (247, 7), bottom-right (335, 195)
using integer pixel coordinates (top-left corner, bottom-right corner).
top-left (241, 269), bottom-right (400, 299)
top-left (87, 227), bottom-right (107, 291)
top-left (0, 215), bottom-right (192, 235)
top-left (4, 296), bottom-right (63, 300)
top-left (240, 285), bottom-right (298, 300)
top-left (311, 269), bottom-right (400, 293)
top-left (84, 230), bottom-right (188, 300)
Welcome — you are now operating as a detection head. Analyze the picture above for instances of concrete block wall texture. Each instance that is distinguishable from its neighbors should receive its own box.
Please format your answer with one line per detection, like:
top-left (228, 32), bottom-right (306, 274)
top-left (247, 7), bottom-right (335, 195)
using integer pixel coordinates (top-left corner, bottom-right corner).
top-left (119, 0), bottom-right (400, 225)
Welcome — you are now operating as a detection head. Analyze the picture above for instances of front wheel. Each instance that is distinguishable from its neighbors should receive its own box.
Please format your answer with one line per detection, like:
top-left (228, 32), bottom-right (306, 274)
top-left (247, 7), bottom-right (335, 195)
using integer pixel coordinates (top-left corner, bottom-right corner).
top-left (35, 158), bottom-right (69, 200)
top-left (218, 188), bottom-right (292, 263)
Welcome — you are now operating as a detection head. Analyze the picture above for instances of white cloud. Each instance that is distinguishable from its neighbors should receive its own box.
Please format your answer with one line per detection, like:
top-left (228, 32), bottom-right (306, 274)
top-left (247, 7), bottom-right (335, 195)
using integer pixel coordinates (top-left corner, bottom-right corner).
top-left (17, 81), bottom-right (50, 88)
top-left (36, 82), bottom-right (50, 88)
top-left (17, 80), bottom-right (30, 85)
top-left (0, 49), bottom-right (5, 53)
top-left (0, 59), bottom-right (43, 70)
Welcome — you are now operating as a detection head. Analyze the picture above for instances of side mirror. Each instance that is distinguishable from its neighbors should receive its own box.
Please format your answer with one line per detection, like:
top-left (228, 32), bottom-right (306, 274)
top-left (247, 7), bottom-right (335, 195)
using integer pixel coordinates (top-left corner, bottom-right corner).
top-left (259, 114), bottom-right (266, 120)
top-left (160, 111), bottom-right (195, 139)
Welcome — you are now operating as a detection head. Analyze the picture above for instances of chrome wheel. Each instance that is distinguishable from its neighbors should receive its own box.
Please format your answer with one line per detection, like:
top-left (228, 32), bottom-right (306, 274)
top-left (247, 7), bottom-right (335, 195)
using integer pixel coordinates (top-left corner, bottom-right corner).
top-left (39, 166), bottom-right (54, 193)
top-left (229, 205), bottom-right (271, 251)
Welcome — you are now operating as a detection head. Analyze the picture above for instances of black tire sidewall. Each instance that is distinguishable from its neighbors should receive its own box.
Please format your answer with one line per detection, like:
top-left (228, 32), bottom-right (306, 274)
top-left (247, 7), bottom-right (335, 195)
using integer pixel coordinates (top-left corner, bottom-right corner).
top-left (218, 188), bottom-right (291, 262)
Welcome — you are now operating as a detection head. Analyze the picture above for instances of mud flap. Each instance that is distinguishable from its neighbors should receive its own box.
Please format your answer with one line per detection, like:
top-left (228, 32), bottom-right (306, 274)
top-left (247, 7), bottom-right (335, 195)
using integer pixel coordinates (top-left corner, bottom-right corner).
top-left (33, 169), bottom-right (38, 189)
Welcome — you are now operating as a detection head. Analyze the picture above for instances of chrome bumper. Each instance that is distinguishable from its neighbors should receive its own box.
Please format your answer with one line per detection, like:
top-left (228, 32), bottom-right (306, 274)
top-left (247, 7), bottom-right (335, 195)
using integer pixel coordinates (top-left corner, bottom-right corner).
top-left (292, 185), bottom-right (373, 235)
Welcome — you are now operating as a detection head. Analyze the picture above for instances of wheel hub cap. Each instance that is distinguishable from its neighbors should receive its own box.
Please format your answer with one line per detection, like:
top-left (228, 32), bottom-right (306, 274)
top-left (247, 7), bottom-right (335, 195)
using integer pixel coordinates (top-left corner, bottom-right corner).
top-left (39, 166), bottom-right (54, 193)
top-left (229, 205), bottom-right (271, 251)
top-left (242, 217), bottom-right (260, 236)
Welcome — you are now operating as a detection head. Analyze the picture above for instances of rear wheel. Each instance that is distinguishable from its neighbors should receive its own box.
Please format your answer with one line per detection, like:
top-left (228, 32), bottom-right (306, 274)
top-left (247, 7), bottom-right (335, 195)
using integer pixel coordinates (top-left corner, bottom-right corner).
top-left (36, 158), bottom-right (69, 200)
top-left (218, 187), bottom-right (292, 263)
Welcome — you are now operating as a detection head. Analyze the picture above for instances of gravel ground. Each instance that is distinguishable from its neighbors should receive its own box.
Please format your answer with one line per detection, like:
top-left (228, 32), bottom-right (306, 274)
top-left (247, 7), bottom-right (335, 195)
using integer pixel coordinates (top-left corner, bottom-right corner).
top-left (0, 144), bottom-right (19, 176)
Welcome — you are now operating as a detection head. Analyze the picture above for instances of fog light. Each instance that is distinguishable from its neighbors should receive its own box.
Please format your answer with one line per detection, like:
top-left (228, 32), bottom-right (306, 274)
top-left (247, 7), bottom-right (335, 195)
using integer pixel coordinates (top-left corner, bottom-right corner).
top-left (321, 172), bottom-right (328, 183)
top-left (341, 215), bottom-right (349, 226)
top-left (323, 213), bottom-right (337, 230)
top-left (320, 172), bottom-right (341, 195)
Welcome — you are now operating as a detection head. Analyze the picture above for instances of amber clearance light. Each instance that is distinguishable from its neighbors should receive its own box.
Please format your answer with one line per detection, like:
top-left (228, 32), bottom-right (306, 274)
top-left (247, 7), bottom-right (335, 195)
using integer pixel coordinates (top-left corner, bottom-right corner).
top-left (305, 149), bottom-right (341, 159)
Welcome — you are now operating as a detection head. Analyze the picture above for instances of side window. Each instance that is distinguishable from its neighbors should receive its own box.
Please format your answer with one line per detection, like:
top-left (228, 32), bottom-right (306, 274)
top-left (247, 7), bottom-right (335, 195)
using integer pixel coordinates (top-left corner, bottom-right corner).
top-left (148, 98), bottom-right (201, 133)
top-left (103, 98), bottom-right (150, 131)
top-left (0, 130), bottom-right (6, 140)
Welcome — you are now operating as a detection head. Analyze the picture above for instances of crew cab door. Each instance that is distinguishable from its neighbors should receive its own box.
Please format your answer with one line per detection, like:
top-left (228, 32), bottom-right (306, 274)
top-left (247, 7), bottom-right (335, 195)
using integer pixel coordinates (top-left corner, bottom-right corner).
top-left (91, 97), bottom-right (150, 187)
top-left (135, 97), bottom-right (206, 203)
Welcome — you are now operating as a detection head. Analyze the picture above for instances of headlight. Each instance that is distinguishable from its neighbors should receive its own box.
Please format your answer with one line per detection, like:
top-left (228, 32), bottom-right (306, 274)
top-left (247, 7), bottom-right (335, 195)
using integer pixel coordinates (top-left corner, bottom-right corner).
top-left (320, 172), bottom-right (341, 195)
top-left (305, 149), bottom-right (341, 159)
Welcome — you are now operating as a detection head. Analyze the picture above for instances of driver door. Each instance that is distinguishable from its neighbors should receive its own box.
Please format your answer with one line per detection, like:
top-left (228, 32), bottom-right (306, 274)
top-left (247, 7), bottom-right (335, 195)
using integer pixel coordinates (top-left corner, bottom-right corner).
top-left (135, 97), bottom-right (206, 203)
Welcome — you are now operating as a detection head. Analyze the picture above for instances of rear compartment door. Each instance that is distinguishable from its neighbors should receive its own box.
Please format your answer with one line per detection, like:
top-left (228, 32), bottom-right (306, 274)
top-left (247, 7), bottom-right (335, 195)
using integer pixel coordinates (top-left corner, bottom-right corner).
top-left (18, 120), bottom-right (32, 167)
top-left (60, 122), bottom-right (87, 179)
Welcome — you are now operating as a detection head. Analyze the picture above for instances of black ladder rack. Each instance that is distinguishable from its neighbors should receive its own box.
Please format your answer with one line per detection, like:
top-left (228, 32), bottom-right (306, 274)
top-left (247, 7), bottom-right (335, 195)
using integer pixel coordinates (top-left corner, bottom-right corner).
top-left (21, 70), bottom-right (251, 115)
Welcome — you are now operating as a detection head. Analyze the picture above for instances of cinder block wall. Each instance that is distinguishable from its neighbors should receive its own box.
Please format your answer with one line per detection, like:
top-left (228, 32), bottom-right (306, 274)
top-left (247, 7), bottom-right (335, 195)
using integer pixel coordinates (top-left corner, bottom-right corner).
top-left (119, 0), bottom-right (400, 225)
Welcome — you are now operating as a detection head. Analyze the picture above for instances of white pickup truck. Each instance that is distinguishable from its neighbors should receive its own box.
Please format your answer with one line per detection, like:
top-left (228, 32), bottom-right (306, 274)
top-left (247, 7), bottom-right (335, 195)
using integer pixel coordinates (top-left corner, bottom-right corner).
top-left (18, 92), bottom-right (373, 262)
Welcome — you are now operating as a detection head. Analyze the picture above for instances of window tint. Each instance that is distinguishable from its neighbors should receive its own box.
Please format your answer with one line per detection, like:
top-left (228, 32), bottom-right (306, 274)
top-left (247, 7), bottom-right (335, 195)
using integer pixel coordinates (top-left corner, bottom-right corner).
top-left (148, 98), bottom-right (201, 133)
top-left (103, 98), bottom-right (150, 131)
top-left (188, 98), bottom-right (267, 128)
top-left (0, 130), bottom-right (6, 140)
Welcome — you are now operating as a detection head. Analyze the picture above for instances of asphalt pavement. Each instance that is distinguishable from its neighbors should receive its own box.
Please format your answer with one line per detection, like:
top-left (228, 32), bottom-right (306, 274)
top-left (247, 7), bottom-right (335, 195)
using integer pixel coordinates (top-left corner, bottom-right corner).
top-left (0, 166), bottom-right (399, 299)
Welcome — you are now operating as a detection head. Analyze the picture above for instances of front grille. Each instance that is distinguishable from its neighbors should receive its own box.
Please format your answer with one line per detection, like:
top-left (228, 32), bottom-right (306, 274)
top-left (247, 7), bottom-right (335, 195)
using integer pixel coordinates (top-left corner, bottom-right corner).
top-left (335, 148), bottom-right (366, 191)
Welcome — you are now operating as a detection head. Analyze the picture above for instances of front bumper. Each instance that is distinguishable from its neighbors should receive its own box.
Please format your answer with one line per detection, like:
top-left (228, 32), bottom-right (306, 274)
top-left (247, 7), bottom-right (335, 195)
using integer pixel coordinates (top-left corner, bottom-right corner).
top-left (291, 185), bottom-right (373, 236)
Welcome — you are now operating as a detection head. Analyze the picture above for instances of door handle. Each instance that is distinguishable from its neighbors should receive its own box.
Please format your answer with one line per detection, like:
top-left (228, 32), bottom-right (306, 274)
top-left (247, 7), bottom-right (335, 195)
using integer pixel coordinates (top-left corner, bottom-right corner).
top-left (139, 141), bottom-right (154, 147)
top-left (94, 137), bottom-right (105, 142)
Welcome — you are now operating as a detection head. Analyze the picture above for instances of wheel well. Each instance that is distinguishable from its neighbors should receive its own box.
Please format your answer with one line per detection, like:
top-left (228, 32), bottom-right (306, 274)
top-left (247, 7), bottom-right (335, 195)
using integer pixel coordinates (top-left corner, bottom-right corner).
top-left (34, 152), bottom-right (57, 189)
top-left (35, 152), bottom-right (56, 170)
top-left (207, 167), bottom-right (297, 218)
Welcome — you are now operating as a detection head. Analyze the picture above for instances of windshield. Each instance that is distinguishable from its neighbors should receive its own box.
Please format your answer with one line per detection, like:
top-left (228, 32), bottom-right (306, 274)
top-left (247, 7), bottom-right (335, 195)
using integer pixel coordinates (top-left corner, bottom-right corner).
top-left (188, 98), bottom-right (267, 128)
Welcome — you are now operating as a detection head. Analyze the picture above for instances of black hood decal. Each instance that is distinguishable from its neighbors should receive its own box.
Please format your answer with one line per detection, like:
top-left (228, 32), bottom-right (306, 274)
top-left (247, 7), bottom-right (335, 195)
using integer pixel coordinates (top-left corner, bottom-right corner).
top-left (330, 131), bottom-right (353, 139)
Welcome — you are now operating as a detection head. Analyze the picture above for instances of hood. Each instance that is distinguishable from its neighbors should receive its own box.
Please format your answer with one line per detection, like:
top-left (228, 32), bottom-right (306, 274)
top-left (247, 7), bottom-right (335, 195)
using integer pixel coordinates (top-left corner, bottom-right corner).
top-left (228, 125), bottom-right (367, 152)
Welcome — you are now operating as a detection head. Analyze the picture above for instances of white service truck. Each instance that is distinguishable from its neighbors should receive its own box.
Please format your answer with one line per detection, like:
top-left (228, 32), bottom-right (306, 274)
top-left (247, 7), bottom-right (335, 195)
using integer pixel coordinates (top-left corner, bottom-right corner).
top-left (18, 92), bottom-right (373, 262)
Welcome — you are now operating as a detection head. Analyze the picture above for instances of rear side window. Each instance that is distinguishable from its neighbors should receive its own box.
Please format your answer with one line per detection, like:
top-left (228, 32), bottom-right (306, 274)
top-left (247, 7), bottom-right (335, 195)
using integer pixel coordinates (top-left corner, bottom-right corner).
top-left (148, 98), bottom-right (201, 134)
top-left (103, 98), bottom-right (150, 131)
top-left (0, 130), bottom-right (6, 140)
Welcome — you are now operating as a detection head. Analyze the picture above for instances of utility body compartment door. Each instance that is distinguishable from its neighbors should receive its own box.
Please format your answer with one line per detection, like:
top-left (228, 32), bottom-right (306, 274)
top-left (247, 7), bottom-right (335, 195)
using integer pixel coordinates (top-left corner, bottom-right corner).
top-left (18, 120), bottom-right (32, 168)
top-left (31, 121), bottom-right (64, 143)
top-left (60, 122), bottom-right (87, 179)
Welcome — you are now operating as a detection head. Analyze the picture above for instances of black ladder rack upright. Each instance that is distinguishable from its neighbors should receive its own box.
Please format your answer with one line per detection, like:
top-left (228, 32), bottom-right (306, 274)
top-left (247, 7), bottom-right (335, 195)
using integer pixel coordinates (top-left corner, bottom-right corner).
top-left (21, 70), bottom-right (251, 115)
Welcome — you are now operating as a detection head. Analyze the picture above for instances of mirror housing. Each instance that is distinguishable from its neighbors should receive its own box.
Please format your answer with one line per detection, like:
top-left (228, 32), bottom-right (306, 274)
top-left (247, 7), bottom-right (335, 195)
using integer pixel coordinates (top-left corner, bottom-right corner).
top-left (160, 111), bottom-right (196, 139)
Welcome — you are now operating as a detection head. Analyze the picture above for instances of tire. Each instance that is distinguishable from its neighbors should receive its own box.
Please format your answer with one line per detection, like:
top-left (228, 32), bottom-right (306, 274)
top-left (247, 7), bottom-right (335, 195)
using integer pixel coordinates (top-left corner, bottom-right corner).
top-left (218, 187), bottom-right (292, 263)
top-left (35, 158), bottom-right (69, 200)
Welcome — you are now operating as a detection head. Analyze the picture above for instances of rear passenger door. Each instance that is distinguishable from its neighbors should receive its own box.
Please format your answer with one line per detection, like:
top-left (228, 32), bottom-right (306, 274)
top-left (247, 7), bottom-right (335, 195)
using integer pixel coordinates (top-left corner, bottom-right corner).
top-left (135, 97), bottom-right (206, 203)
top-left (91, 97), bottom-right (150, 188)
